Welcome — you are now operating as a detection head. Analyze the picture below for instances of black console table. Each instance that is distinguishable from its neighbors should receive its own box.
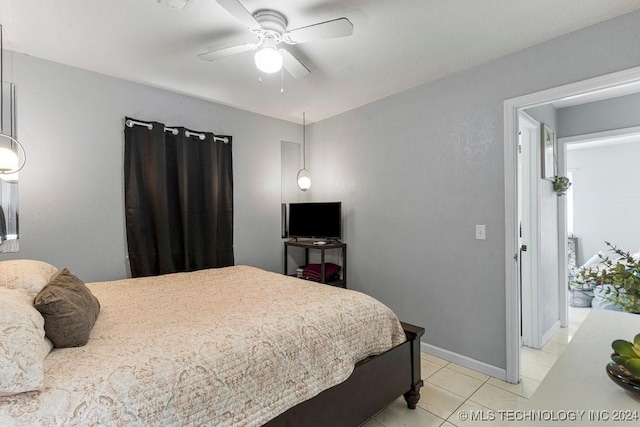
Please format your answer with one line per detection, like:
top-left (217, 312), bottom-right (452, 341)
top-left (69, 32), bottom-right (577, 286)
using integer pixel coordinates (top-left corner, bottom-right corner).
top-left (284, 240), bottom-right (347, 288)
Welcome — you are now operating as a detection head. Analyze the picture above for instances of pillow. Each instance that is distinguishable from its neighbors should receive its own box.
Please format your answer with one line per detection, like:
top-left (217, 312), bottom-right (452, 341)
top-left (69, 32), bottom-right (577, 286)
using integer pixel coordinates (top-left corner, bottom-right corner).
top-left (592, 284), bottom-right (624, 312)
top-left (0, 287), bottom-right (52, 396)
top-left (34, 268), bottom-right (100, 348)
top-left (0, 259), bottom-right (59, 297)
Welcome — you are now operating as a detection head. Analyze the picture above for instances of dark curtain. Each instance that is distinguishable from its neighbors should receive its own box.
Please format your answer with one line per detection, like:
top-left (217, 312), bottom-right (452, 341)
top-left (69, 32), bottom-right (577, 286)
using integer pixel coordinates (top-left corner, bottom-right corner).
top-left (124, 118), bottom-right (234, 277)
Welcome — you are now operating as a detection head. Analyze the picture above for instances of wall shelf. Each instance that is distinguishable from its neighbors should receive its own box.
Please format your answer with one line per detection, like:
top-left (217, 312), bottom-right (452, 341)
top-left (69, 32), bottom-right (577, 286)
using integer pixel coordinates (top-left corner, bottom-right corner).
top-left (284, 240), bottom-right (347, 288)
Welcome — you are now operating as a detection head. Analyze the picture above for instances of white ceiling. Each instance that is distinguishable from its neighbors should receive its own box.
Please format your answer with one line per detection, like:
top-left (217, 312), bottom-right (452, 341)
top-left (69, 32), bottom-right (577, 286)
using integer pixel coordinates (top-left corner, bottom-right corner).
top-left (2, 0), bottom-right (640, 124)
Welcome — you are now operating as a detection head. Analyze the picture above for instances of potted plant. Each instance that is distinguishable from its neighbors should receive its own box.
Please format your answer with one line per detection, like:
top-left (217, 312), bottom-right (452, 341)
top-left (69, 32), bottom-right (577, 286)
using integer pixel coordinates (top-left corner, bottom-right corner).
top-left (607, 333), bottom-right (640, 392)
top-left (552, 175), bottom-right (571, 196)
top-left (582, 242), bottom-right (640, 313)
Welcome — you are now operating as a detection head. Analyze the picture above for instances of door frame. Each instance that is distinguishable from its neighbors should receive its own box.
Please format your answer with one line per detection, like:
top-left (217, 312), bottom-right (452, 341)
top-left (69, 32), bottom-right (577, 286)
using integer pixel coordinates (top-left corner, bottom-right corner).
top-left (503, 65), bottom-right (640, 384)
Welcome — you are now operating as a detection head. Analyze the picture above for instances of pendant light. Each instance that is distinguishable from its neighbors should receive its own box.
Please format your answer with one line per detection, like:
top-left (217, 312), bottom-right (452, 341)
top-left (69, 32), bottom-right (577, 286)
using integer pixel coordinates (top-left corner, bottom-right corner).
top-left (297, 112), bottom-right (311, 191)
top-left (0, 24), bottom-right (26, 181)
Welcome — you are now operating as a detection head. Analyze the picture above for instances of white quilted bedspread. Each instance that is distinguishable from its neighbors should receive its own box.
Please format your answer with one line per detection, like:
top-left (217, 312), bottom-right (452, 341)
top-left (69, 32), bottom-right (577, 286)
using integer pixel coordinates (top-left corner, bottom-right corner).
top-left (0, 265), bottom-right (405, 426)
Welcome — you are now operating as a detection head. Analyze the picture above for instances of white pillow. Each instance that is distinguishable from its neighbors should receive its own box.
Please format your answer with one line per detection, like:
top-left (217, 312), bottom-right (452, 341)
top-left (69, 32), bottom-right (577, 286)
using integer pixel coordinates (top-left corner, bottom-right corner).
top-left (0, 287), bottom-right (52, 396)
top-left (0, 259), bottom-right (59, 297)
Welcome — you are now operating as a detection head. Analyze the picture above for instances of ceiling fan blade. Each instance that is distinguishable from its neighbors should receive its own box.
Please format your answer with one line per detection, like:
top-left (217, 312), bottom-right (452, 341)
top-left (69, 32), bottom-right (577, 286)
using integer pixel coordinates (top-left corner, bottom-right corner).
top-left (216, 0), bottom-right (260, 29)
top-left (285, 18), bottom-right (353, 44)
top-left (198, 43), bottom-right (256, 62)
top-left (281, 50), bottom-right (310, 79)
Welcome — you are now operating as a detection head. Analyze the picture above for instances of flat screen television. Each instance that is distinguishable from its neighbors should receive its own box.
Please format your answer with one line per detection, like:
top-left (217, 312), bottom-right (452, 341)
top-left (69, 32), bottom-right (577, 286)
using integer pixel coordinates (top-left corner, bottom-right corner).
top-left (288, 202), bottom-right (342, 240)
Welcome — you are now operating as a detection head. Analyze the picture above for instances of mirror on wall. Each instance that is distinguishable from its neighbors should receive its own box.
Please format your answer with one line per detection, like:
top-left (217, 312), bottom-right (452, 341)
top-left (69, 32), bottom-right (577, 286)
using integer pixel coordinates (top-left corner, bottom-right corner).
top-left (0, 81), bottom-right (19, 253)
top-left (281, 140), bottom-right (303, 238)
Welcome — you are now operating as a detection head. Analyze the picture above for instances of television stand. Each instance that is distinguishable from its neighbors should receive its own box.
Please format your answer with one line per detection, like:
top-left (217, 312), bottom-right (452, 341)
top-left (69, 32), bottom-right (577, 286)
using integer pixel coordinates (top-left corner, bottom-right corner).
top-left (284, 240), bottom-right (347, 288)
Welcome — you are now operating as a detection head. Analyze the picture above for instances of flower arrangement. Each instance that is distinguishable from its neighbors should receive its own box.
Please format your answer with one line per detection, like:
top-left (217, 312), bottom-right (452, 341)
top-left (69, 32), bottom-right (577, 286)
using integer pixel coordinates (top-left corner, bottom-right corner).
top-left (582, 242), bottom-right (640, 313)
top-left (552, 175), bottom-right (571, 196)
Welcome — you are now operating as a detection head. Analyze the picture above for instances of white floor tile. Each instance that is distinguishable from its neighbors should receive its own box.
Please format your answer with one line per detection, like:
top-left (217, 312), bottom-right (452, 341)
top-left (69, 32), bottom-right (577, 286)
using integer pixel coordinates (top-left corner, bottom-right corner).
top-left (421, 352), bottom-right (449, 367)
top-left (520, 346), bottom-right (558, 368)
top-left (446, 400), bottom-right (512, 427)
top-left (549, 328), bottom-right (574, 345)
top-left (568, 306), bottom-right (591, 322)
top-left (416, 383), bottom-right (466, 419)
top-left (540, 339), bottom-right (565, 356)
top-left (446, 363), bottom-right (490, 382)
top-left (373, 397), bottom-right (444, 427)
top-left (360, 417), bottom-right (385, 427)
top-left (568, 319), bottom-right (584, 330)
top-left (421, 359), bottom-right (443, 380)
top-left (426, 368), bottom-right (484, 399)
top-left (487, 376), bottom-right (540, 399)
top-left (469, 383), bottom-right (529, 411)
top-left (519, 358), bottom-right (551, 382)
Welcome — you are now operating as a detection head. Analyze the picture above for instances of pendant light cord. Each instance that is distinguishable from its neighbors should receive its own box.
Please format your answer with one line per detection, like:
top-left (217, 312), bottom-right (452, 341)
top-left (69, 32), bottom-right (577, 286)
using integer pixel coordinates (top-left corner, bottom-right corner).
top-left (302, 112), bottom-right (306, 169)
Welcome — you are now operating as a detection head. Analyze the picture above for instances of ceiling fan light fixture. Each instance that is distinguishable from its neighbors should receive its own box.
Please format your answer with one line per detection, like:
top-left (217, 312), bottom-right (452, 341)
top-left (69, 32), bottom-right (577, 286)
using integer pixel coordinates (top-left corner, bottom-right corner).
top-left (254, 46), bottom-right (283, 74)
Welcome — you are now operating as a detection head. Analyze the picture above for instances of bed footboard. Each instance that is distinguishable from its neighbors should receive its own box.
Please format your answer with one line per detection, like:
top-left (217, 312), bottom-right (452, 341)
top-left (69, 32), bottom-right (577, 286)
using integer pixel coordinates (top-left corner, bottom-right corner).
top-left (265, 321), bottom-right (424, 427)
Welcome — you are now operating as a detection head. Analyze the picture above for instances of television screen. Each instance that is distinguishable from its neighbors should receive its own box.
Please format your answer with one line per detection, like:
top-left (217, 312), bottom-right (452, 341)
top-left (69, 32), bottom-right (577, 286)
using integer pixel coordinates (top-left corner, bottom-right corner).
top-left (288, 202), bottom-right (342, 240)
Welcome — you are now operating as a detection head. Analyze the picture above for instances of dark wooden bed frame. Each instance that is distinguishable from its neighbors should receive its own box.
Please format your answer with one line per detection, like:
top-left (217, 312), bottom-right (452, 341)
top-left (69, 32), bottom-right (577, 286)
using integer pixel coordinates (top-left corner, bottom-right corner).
top-left (265, 322), bottom-right (424, 426)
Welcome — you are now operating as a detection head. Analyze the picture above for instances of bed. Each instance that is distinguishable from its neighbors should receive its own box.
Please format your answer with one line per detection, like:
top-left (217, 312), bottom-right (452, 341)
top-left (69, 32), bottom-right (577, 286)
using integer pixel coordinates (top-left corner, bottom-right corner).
top-left (0, 263), bottom-right (423, 426)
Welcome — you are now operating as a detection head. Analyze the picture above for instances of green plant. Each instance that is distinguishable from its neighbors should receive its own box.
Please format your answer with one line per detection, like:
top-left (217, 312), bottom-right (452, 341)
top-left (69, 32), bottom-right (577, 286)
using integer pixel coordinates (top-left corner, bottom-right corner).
top-left (611, 334), bottom-right (640, 379)
top-left (552, 175), bottom-right (571, 196)
top-left (582, 242), bottom-right (640, 313)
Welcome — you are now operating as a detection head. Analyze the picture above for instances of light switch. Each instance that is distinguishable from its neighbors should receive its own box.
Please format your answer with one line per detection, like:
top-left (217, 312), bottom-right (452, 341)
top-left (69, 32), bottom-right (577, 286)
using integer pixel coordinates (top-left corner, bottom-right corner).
top-left (476, 225), bottom-right (486, 240)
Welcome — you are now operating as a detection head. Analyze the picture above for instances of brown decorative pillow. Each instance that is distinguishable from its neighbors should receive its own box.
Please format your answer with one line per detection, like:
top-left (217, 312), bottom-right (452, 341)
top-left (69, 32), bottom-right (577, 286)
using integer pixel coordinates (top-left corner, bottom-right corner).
top-left (34, 268), bottom-right (100, 348)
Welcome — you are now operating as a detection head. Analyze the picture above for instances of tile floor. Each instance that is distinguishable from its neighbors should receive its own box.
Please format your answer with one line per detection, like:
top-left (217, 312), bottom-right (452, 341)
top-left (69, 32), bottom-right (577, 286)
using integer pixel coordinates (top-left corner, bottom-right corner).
top-left (362, 307), bottom-right (591, 427)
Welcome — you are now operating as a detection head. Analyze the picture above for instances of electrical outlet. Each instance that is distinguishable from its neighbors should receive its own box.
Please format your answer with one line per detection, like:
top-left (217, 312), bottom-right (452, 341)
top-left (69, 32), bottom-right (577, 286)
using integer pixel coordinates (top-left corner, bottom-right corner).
top-left (476, 225), bottom-right (486, 240)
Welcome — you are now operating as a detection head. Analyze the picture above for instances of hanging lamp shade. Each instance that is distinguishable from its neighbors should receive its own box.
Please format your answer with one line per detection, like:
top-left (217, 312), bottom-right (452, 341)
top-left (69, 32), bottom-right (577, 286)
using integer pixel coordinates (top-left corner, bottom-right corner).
top-left (0, 134), bottom-right (26, 179)
top-left (0, 25), bottom-right (26, 181)
top-left (0, 146), bottom-right (19, 172)
top-left (297, 168), bottom-right (312, 191)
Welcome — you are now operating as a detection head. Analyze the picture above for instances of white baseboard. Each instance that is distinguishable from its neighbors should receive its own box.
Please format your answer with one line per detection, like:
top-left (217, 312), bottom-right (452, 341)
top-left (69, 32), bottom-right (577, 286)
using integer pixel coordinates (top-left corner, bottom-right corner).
top-left (421, 342), bottom-right (507, 381)
top-left (541, 320), bottom-right (561, 347)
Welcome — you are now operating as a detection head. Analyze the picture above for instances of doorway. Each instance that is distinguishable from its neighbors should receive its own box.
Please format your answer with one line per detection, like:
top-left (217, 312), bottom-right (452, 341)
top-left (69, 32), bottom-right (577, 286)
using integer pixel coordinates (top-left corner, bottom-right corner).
top-left (504, 65), bottom-right (640, 384)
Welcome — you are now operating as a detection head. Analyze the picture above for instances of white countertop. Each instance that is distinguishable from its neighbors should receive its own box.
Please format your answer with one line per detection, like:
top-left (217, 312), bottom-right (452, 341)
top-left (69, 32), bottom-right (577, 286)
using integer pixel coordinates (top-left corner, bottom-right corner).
top-left (515, 309), bottom-right (640, 426)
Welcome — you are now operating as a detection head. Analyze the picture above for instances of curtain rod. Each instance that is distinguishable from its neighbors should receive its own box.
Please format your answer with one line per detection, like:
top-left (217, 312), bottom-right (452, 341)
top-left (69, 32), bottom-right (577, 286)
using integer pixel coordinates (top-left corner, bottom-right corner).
top-left (125, 119), bottom-right (229, 143)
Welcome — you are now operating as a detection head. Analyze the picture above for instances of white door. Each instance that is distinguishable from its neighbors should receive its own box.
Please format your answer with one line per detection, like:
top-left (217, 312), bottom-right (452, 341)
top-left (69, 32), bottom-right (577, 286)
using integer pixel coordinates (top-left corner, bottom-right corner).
top-left (518, 113), bottom-right (542, 349)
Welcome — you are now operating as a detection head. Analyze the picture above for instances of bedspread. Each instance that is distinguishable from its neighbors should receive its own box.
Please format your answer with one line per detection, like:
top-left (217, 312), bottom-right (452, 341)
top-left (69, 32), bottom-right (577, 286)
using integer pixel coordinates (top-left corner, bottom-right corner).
top-left (0, 265), bottom-right (405, 426)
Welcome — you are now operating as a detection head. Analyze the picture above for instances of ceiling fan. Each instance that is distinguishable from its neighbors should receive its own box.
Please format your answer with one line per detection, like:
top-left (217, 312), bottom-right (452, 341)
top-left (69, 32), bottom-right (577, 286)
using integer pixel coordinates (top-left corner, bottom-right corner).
top-left (198, 0), bottom-right (354, 78)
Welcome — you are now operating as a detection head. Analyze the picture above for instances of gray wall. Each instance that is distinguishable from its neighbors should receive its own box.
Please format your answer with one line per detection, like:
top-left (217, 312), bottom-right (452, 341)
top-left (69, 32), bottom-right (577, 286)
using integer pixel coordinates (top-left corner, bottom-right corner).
top-left (525, 104), bottom-right (557, 131)
top-left (559, 92), bottom-right (640, 137)
top-left (568, 142), bottom-right (640, 265)
top-left (2, 53), bottom-right (301, 282)
top-left (307, 10), bottom-right (640, 369)
top-left (281, 141), bottom-right (302, 206)
top-left (523, 104), bottom-right (560, 339)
